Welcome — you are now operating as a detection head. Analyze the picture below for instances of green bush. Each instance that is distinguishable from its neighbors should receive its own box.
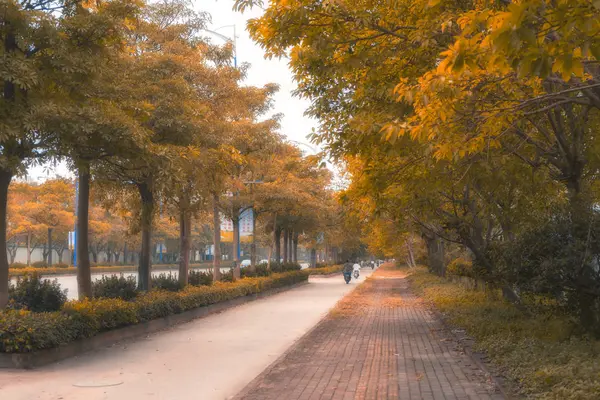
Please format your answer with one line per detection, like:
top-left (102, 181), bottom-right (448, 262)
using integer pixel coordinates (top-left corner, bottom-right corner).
top-left (63, 298), bottom-right (138, 333)
top-left (0, 270), bottom-right (309, 353)
top-left (270, 262), bottom-right (301, 273)
top-left (9, 273), bottom-right (67, 312)
top-left (488, 210), bottom-right (600, 334)
top-left (54, 262), bottom-right (70, 269)
top-left (240, 263), bottom-right (272, 278)
top-left (188, 270), bottom-right (213, 286)
top-left (9, 262), bottom-right (27, 269)
top-left (92, 275), bottom-right (138, 300)
top-left (0, 310), bottom-right (79, 352)
top-left (220, 269), bottom-right (234, 282)
top-left (31, 261), bottom-right (48, 268)
top-left (446, 257), bottom-right (474, 278)
top-left (307, 264), bottom-right (342, 275)
top-left (151, 273), bottom-right (183, 292)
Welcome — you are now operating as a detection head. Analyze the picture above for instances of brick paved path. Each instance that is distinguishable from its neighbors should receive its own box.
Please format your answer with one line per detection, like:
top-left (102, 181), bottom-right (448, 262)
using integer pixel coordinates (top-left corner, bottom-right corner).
top-left (234, 271), bottom-right (504, 400)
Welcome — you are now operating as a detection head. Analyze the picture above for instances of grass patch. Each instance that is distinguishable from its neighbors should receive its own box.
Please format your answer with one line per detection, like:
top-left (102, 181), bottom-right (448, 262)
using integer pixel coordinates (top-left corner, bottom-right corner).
top-left (408, 267), bottom-right (600, 399)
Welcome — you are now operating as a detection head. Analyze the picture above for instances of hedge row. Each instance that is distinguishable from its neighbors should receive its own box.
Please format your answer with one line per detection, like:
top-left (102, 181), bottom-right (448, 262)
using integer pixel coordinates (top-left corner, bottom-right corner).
top-left (8, 263), bottom-right (213, 278)
top-left (0, 270), bottom-right (308, 353)
top-left (307, 264), bottom-right (343, 275)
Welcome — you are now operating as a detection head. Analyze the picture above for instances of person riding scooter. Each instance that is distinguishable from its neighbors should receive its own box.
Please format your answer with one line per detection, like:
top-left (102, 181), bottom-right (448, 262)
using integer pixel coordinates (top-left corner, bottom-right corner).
top-left (342, 260), bottom-right (353, 284)
top-left (353, 261), bottom-right (361, 279)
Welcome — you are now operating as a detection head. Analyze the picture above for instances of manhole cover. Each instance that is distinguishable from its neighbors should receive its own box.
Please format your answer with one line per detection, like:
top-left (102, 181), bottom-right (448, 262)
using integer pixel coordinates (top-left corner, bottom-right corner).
top-left (73, 380), bottom-right (124, 388)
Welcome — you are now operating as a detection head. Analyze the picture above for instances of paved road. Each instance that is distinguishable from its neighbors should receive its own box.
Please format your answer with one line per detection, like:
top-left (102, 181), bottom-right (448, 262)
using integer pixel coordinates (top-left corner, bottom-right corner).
top-left (235, 269), bottom-right (503, 400)
top-left (13, 263), bottom-right (311, 300)
top-left (0, 271), bottom-right (370, 400)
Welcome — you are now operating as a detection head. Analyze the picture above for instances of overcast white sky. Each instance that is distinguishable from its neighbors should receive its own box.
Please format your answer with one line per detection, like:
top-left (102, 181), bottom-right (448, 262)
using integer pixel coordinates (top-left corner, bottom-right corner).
top-left (27, 0), bottom-right (318, 181)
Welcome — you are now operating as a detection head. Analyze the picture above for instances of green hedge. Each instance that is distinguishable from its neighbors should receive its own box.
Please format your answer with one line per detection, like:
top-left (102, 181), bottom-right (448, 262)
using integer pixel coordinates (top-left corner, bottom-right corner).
top-left (8, 263), bottom-right (213, 278)
top-left (307, 265), bottom-right (342, 275)
top-left (0, 270), bottom-right (308, 353)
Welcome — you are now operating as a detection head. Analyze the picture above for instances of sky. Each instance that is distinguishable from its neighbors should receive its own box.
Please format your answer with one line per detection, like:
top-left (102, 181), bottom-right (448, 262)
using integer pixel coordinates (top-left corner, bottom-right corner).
top-left (27, 0), bottom-right (319, 181)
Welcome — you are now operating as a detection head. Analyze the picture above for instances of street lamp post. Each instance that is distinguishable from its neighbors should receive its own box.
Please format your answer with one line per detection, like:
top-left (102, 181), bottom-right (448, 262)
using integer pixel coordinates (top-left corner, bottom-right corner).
top-left (204, 25), bottom-right (237, 68)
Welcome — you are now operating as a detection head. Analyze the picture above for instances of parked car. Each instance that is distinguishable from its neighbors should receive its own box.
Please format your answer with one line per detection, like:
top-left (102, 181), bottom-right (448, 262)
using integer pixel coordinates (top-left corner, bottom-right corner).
top-left (240, 259), bottom-right (252, 268)
top-left (258, 259), bottom-right (269, 265)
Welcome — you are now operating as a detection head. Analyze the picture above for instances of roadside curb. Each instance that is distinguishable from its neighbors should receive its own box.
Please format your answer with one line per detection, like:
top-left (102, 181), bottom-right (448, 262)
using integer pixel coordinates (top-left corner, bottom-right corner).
top-left (0, 281), bottom-right (309, 370)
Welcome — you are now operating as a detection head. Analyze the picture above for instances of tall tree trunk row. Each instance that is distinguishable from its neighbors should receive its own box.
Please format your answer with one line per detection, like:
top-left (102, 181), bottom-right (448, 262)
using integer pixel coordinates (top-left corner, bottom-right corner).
top-left (283, 228), bottom-right (289, 263)
top-left (0, 169), bottom-right (13, 309)
top-left (212, 193), bottom-right (221, 281)
top-left (250, 208), bottom-right (257, 271)
top-left (178, 209), bottom-right (191, 286)
top-left (47, 227), bottom-right (53, 265)
top-left (232, 213), bottom-right (240, 280)
top-left (137, 180), bottom-right (154, 291)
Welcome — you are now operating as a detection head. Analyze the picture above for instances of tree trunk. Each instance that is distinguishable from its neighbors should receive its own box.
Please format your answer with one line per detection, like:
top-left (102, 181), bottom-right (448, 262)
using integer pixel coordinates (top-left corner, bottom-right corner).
top-left (26, 232), bottom-right (31, 265)
top-left (178, 209), bottom-right (191, 286)
top-left (406, 236), bottom-right (416, 268)
top-left (425, 235), bottom-right (445, 277)
top-left (310, 248), bottom-right (316, 268)
top-left (0, 169), bottom-right (13, 308)
top-left (288, 229), bottom-right (293, 262)
top-left (8, 242), bottom-right (16, 264)
top-left (57, 247), bottom-right (64, 263)
top-left (273, 214), bottom-right (281, 266)
top-left (212, 193), bottom-right (222, 281)
top-left (293, 231), bottom-right (299, 263)
top-left (283, 229), bottom-right (289, 263)
top-left (267, 244), bottom-right (273, 270)
top-left (232, 212), bottom-right (240, 280)
top-left (47, 227), bottom-right (53, 265)
top-left (250, 208), bottom-right (257, 271)
top-left (137, 181), bottom-right (154, 291)
top-left (123, 243), bottom-right (128, 266)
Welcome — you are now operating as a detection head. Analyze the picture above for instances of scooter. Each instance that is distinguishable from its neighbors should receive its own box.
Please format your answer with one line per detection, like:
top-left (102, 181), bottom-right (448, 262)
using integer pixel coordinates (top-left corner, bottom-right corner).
top-left (343, 272), bottom-right (352, 284)
top-left (353, 270), bottom-right (360, 279)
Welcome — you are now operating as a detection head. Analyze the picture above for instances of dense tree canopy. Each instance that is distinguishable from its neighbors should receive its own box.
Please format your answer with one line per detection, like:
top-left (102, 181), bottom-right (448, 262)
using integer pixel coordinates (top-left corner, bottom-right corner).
top-left (0, 0), bottom-right (347, 308)
top-left (241, 0), bottom-right (600, 333)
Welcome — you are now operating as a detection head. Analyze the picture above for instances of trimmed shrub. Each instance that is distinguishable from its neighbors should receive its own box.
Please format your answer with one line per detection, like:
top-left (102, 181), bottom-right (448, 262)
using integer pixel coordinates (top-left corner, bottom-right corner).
top-left (241, 264), bottom-right (271, 278)
top-left (188, 270), bottom-right (213, 286)
top-left (63, 298), bottom-right (138, 334)
top-left (151, 273), bottom-right (183, 292)
top-left (0, 270), bottom-right (309, 353)
top-left (9, 262), bottom-right (27, 269)
top-left (220, 269), bottom-right (234, 282)
top-left (54, 262), bottom-right (70, 269)
top-left (9, 273), bottom-right (67, 312)
top-left (307, 264), bottom-right (342, 275)
top-left (0, 310), bottom-right (79, 352)
top-left (92, 275), bottom-right (138, 300)
top-left (31, 261), bottom-right (48, 268)
top-left (270, 262), bottom-right (301, 273)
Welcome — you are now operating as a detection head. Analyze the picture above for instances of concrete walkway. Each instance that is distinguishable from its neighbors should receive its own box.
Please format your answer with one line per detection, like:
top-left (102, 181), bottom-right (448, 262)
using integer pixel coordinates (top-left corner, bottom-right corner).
top-left (0, 271), bottom-right (370, 400)
top-left (235, 269), bottom-right (504, 400)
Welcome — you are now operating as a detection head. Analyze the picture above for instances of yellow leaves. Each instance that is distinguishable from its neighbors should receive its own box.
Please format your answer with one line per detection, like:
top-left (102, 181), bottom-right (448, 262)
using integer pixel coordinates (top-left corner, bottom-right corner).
top-left (551, 48), bottom-right (585, 81)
